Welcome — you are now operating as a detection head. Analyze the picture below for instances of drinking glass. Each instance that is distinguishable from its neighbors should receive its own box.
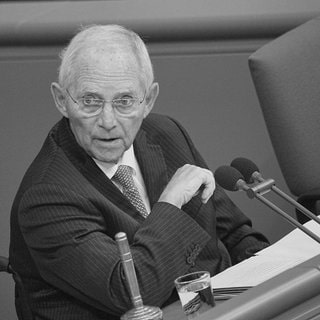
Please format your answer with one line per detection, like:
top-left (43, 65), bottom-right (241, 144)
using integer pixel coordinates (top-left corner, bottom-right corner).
top-left (174, 271), bottom-right (215, 319)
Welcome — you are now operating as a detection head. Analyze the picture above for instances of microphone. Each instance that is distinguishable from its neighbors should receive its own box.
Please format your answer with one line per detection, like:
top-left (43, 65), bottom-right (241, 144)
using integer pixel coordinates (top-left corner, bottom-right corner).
top-left (230, 157), bottom-right (263, 183)
top-left (214, 165), bottom-right (249, 192)
top-left (230, 157), bottom-right (320, 226)
top-left (214, 165), bottom-right (320, 244)
top-left (214, 165), bottom-right (274, 199)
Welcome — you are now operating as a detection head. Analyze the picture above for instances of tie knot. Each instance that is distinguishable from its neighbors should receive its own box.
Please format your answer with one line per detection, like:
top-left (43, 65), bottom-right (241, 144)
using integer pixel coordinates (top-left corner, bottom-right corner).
top-left (112, 165), bottom-right (135, 190)
top-left (115, 164), bottom-right (133, 176)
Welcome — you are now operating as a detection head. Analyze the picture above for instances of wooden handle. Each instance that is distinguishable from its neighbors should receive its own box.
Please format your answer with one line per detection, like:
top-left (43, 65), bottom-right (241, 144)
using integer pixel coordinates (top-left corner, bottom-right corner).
top-left (115, 232), bottom-right (144, 309)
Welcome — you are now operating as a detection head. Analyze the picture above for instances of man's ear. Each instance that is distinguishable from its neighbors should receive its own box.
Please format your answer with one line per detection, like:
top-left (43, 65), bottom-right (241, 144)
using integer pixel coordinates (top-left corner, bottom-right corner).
top-left (143, 82), bottom-right (159, 118)
top-left (51, 82), bottom-right (69, 118)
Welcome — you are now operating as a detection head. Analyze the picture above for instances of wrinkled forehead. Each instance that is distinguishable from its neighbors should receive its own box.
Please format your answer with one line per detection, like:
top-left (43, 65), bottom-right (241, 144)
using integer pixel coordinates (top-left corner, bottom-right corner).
top-left (71, 44), bottom-right (143, 86)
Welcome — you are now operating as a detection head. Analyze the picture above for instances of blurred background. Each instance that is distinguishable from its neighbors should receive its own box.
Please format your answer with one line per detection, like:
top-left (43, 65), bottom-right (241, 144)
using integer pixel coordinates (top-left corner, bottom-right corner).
top-left (1, 1), bottom-right (320, 318)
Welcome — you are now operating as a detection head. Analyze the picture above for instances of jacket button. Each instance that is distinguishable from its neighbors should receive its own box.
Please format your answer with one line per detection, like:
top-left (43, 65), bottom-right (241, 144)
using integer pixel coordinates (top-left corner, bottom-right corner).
top-left (186, 256), bottom-right (195, 265)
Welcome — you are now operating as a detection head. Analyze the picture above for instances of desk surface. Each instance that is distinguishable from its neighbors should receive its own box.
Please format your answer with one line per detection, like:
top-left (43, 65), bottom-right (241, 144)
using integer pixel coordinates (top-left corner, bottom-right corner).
top-left (162, 298), bottom-right (225, 319)
top-left (162, 221), bottom-right (320, 320)
top-left (162, 300), bottom-right (183, 319)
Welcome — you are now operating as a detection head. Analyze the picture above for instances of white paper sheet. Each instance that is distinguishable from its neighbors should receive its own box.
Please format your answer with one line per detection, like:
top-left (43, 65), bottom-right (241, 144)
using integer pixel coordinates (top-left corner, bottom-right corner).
top-left (212, 217), bottom-right (320, 289)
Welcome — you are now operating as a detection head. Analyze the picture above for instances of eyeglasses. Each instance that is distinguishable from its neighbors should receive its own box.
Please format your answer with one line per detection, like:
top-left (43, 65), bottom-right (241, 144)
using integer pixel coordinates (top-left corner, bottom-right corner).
top-left (66, 89), bottom-right (147, 117)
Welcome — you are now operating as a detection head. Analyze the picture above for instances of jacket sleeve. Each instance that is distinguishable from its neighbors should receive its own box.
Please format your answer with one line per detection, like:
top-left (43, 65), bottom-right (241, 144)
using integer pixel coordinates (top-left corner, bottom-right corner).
top-left (167, 116), bottom-right (269, 264)
top-left (18, 182), bottom-right (211, 316)
top-left (296, 188), bottom-right (320, 224)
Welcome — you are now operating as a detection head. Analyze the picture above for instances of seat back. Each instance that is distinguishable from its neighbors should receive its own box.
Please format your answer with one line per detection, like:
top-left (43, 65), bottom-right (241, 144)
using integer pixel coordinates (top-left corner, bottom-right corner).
top-left (0, 256), bottom-right (34, 320)
top-left (0, 256), bottom-right (11, 273)
top-left (248, 16), bottom-right (320, 198)
top-left (248, 17), bottom-right (320, 222)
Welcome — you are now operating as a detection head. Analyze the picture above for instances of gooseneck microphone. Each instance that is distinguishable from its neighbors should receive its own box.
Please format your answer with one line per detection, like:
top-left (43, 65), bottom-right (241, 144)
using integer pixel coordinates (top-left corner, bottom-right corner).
top-left (230, 157), bottom-right (320, 226)
top-left (214, 165), bottom-right (249, 192)
top-left (231, 157), bottom-right (263, 183)
top-left (214, 165), bottom-right (320, 244)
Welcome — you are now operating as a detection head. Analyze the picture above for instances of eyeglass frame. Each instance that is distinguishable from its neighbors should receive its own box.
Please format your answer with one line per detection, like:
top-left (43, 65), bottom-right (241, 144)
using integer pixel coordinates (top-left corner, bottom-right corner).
top-left (65, 88), bottom-right (148, 117)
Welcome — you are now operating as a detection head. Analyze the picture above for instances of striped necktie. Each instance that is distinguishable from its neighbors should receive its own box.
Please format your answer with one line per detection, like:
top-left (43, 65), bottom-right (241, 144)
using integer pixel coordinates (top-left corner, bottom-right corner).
top-left (112, 165), bottom-right (148, 218)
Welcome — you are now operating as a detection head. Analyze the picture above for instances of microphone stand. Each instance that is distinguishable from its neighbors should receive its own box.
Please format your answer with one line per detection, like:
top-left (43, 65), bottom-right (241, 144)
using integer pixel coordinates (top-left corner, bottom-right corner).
top-left (243, 181), bottom-right (320, 244)
top-left (115, 232), bottom-right (163, 320)
top-left (251, 172), bottom-right (320, 226)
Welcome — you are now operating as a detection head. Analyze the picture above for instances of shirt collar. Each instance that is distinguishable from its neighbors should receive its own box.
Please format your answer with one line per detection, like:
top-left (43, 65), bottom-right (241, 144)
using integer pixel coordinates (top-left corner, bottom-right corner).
top-left (93, 145), bottom-right (137, 179)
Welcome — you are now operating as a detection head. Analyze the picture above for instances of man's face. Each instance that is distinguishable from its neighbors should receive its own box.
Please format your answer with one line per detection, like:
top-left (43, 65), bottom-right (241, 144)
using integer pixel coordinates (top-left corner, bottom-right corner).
top-left (61, 48), bottom-right (152, 164)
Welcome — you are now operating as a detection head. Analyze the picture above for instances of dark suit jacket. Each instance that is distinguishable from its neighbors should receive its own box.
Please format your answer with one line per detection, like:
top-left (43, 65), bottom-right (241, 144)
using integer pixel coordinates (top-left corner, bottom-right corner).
top-left (10, 113), bottom-right (268, 319)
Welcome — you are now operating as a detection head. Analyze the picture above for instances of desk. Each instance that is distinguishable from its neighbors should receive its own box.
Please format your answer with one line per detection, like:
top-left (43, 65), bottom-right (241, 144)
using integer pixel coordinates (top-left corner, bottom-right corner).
top-left (162, 300), bottom-right (183, 319)
top-left (162, 219), bottom-right (320, 320)
top-left (162, 255), bottom-right (320, 320)
top-left (163, 255), bottom-right (320, 320)
top-left (162, 297), bottom-right (226, 319)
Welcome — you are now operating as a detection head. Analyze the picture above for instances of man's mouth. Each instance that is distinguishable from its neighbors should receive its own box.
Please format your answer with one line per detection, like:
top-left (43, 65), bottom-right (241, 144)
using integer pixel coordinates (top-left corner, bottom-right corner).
top-left (96, 137), bottom-right (121, 144)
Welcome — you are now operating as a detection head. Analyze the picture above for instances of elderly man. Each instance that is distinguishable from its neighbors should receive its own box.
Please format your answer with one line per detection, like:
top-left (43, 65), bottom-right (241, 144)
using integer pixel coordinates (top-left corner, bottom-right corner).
top-left (10, 25), bottom-right (269, 320)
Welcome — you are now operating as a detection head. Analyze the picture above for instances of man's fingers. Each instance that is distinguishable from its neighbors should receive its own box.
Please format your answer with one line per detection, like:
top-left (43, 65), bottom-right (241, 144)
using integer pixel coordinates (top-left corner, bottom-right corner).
top-left (199, 170), bottom-right (216, 203)
top-left (159, 164), bottom-right (216, 207)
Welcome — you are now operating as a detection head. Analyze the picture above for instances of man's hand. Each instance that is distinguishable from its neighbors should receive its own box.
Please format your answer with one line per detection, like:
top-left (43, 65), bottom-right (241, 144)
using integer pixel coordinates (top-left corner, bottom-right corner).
top-left (158, 164), bottom-right (216, 208)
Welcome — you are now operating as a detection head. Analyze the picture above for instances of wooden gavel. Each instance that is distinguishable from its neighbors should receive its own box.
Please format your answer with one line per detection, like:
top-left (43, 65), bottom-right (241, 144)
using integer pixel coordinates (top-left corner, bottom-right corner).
top-left (115, 232), bottom-right (163, 320)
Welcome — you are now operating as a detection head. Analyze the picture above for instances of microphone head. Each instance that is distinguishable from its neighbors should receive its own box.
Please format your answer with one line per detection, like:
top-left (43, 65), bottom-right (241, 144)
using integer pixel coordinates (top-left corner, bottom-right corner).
top-left (230, 157), bottom-right (259, 183)
top-left (214, 165), bottom-right (245, 191)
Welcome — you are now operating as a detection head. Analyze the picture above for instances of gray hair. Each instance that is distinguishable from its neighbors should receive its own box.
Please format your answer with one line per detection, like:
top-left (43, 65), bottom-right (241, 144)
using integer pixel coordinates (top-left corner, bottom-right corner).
top-left (58, 24), bottom-right (154, 90)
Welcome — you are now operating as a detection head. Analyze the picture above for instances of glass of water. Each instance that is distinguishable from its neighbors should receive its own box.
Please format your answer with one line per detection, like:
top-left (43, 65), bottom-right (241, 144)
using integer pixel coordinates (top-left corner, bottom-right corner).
top-left (174, 271), bottom-right (215, 319)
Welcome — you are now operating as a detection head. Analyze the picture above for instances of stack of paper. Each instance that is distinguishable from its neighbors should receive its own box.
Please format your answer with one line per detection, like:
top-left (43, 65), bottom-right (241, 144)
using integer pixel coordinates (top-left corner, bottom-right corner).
top-left (212, 217), bottom-right (320, 289)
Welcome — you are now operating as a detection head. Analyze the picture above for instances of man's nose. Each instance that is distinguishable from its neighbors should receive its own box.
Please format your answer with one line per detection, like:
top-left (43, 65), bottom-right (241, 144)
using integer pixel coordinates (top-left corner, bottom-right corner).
top-left (97, 103), bottom-right (117, 129)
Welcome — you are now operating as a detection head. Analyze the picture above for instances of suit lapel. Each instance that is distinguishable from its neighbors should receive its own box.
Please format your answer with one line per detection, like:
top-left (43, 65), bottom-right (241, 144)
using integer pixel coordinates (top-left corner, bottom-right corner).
top-left (134, 129), bottom-right (168, 207)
